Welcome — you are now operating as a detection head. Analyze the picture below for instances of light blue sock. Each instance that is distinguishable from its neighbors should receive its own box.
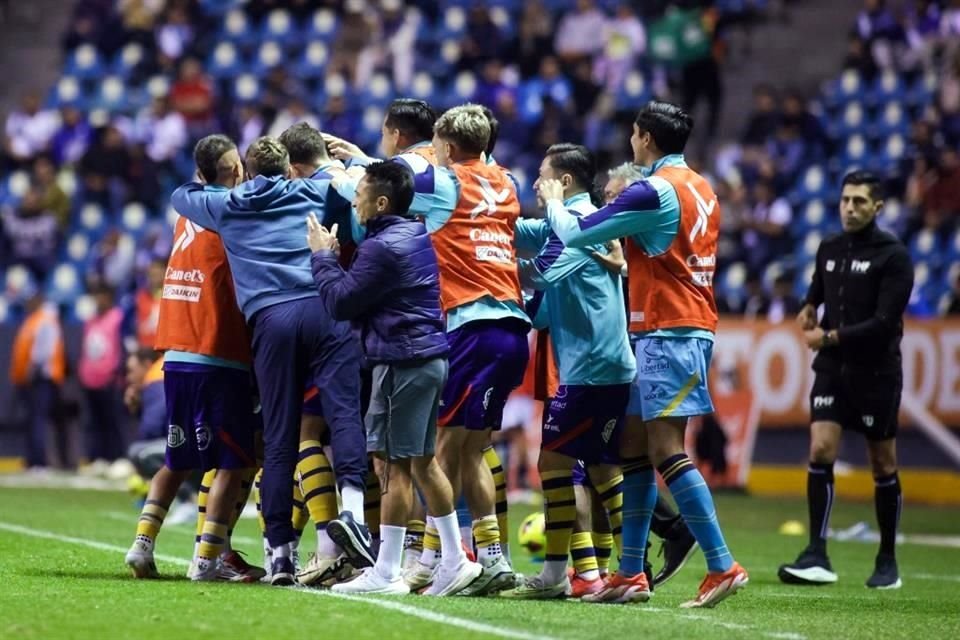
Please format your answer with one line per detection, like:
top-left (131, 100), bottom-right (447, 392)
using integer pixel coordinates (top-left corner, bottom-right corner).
top-left (659, 453), bottom-right (733, 573)
top-left (456, 495), bottom-right (473, 549)
top-left (618, 457), bottom-right (657, 577)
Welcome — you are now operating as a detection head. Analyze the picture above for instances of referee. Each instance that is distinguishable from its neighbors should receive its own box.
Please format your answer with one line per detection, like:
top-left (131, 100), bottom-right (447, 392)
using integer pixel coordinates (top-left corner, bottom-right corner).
top-left (778, 171), bottom-right (913, 590)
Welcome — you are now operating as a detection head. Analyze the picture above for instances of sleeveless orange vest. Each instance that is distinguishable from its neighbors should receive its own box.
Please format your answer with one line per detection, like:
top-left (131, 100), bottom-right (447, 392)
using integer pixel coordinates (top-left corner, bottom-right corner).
top-left (626, 165), bottom-right (720, 334)
top-left (10, 305), bottom-right (65, 385)
top-left (429, 159), bottom-right (523, 313)
top-left (135, 289), bottom-right (160, 349)
top-left (154, 215), bottom-right (252, 364)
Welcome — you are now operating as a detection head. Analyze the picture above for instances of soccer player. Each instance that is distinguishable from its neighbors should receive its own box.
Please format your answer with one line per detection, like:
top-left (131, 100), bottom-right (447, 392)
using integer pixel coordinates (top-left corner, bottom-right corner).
top-left (307, 160), bottom-right (482, 595)
top-left (170, 137), bottom-right (370, 586)
top-left (125, 134), bottom-right (262, 582)
top-left (540, 102), bottom-right (749, 608)
top-left (499, 144), bottom-right (635, 600)
top-left (778, 171), bottom-right (912, 590)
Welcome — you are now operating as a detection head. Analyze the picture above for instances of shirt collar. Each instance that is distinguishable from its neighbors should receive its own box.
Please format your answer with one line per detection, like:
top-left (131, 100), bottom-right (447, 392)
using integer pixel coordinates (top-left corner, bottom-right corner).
top-left (649, 153), bottom-right (687, 174)
top-left (563, 192), bottom-right (591, 207)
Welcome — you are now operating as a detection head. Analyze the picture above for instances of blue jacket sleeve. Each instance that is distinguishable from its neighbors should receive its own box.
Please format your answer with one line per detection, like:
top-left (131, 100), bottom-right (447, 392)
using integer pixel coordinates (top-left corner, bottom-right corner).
top-left (310, 243), bottom-right (396, 321)
top-left (545, 179), bottom-right (665, 247)
top-left (170, 182), bottom-right (229, 230)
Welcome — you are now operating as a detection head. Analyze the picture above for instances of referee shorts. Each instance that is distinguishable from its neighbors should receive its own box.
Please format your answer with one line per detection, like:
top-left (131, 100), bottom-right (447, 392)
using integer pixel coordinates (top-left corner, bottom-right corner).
top-left (809, 368), bottom-right (902, 441)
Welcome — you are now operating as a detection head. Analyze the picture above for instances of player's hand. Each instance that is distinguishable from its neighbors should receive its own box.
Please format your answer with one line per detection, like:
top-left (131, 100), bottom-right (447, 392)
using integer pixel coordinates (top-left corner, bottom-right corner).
top-left (537, 178), bottom-right (564, 203)
top-left (592, 240), bottom-right (626, 274)
top-left (123, 385), bottom-right (141, 414)
top-left (797, 304), bottom-right (817, 331)
top-left (803, 327), bottom-right (826, 350)
top-left (322, 134), bottom-right (368, 162)
top-left (306, 212), bottom-right (340, 254)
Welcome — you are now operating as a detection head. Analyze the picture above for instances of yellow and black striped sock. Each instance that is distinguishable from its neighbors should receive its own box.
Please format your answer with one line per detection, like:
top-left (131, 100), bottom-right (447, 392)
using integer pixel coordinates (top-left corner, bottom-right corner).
top-left (364, 458), bottom-right (381, 538)
top-left (595, 473), bottom-right (624, 561)
top-left (542, 469), bottom-right (576, 572)
top-left (136, 499), bottom-right (168, 544)
top-left (194, 469), bottom-right (216, 554)
top-left (472, 514), bottom-right (502, 566)
top-left (226, 468), bottom-right (257, 552)
top-left (297, 440), bottom-right (336, 532)
top-left (407, 519), bottom-right (426, 553)
top-left (483, 446), bottom-right (509, 559)
top-left (253, 468), bottom-right (266, 536)
top-left (292, 471), bottom-right (309, 540)
top-left (593, 532), bottom-right (614, 575)
top-left (197, 519), bottom-right (229, 560)
top-left (423, 520), bottom-right (442, 564)
top-left (570, 531), bottom-right (600, 578)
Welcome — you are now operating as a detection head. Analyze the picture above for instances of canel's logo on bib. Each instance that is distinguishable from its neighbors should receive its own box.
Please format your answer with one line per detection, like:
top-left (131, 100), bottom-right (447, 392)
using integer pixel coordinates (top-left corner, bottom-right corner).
top-left (470, 177), bottom-right (510, 218)
top-left (686, 182), bottom-right (716, 242)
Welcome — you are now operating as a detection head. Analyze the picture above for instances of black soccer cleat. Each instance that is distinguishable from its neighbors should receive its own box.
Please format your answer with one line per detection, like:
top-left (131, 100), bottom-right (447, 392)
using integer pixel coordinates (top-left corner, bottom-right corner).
top-left (654, 527), bottom-right (699, 587)
top-left (328, 510), bottom-right (376, 569)
top-left (270, 555), bottom-right (296, 587)
top-left (778, 546), bottom-right (838, 585)
top-left (865, 554), bottom-right (901, 590)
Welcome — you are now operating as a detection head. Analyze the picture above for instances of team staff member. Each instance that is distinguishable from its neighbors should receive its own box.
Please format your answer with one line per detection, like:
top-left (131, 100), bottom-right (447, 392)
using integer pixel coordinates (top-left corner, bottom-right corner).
top-left (779, 171), bottom-right (913, 590)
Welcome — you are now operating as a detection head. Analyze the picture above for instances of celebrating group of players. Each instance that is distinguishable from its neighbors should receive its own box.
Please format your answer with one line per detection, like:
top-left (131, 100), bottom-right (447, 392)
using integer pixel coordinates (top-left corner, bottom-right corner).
top-left (123, 95), bottom-right (749, 609)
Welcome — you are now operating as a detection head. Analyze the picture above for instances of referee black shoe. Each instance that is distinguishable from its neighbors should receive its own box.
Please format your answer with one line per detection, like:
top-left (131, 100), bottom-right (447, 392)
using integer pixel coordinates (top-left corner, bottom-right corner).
top-left (865, 554), bottom-right (902, 590)
top-left (654, 527), bottom-right (699, 587)
top-left (328, 511), bottom-right (376, 569)
top-left (778, 546), bottom-right (838, 585)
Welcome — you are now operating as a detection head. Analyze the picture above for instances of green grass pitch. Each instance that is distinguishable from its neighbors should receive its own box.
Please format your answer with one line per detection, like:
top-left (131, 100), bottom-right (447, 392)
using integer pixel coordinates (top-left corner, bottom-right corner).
top-left (0, 487), bottom-right (958, 639)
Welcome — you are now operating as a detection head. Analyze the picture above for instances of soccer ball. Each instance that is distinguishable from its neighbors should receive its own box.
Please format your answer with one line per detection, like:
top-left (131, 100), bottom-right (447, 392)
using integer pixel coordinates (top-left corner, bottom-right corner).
top-left (518, 512), bottom-right (546, 562)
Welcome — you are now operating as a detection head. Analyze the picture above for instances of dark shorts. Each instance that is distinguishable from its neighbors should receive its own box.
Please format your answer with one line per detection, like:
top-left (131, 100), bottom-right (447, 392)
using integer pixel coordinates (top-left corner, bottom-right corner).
top-left (439, 319), bottom-right (529, 431)
top-left (366, 358), bottom-right (448, 460)
top-left (164, 365), bottom-right (257, 471)
top-left (542, 384), bottom-right (629, 465)
top-left (810, 367), bottom-right (902, 441)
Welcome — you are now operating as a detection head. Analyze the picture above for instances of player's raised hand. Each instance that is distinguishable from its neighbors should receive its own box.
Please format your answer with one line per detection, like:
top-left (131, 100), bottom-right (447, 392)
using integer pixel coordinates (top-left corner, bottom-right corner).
top-left (538, 178), bottom-right (564, 203)
top-left (592, 240), bottom-right (626, 274)
top-left (323, 133), bottom-right (367, 162)
top-left (306, 212), bottom-right (339, 253)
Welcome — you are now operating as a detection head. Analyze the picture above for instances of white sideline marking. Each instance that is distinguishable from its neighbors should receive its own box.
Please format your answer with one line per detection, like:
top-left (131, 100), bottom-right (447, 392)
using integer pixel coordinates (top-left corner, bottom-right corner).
top-left (0, 521), bottom-right (557, 640)
top-left (101, 511), bottom-right (260, 547)
top-left (909, 573), bottom-right (960, 583)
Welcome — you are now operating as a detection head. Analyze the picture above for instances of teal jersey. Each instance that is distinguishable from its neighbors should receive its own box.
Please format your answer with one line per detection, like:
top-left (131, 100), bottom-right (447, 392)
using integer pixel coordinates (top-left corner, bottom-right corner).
top-left (518, 193), bottom-right (636, 386)
top-left (543, 155), bottom-right (713, 342)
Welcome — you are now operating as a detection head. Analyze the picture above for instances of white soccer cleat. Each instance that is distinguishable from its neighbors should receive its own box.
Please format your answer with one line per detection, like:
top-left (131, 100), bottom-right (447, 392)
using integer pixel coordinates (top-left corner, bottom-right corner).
top-left (458, 555), bottom-right (515, 596)
top-left (190, 557), bottom-right (220, 582)
top-left (424, 558), bottom-right (483, 596)
top-left (403, 560), bottom-right (438, 592)
top-left (297, 552), bottom-right (351, 587)
top-left (331, 567), bottom-right (410, 595)
top-left (125, 537), bottom-right (159, 579)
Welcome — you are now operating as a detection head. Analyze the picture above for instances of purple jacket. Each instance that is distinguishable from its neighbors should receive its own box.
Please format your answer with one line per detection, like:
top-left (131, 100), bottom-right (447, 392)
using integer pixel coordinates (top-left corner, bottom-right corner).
top-left (310, 214), bottom-right (448, 365)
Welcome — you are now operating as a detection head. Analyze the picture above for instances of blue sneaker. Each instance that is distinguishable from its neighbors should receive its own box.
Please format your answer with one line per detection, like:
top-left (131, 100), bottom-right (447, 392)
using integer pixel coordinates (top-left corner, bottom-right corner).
top-left (270, 555), bottom-right (296, 586)
top-left (327, 511), bottom-right (375, 569)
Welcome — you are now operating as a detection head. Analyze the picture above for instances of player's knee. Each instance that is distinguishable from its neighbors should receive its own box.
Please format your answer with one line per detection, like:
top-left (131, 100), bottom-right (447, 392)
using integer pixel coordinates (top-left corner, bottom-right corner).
top-left (809, 434), bottom-right (838, 464)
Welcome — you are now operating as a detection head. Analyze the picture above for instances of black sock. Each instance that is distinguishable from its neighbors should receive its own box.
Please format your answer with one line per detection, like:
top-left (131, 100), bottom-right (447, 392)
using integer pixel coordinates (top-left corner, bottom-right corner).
top-left (875, 472), bottom-right (901, 558)
top-left (807, 462), bottom-right (835, 552)
top-left (650, 495), bottom-right (682, 540)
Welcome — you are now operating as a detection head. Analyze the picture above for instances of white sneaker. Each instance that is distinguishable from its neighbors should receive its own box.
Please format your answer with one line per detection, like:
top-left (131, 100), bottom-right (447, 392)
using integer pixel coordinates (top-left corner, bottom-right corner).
top-left (402, 547), bottom-right (422, 575)
top-left (424, 558), bottom-right (483, 596)
top-left (332, 567), bottom-right (410, 595)
top-left (458, 556), bottom-right (515, 596)
top-left (403, 560), bottom-right (438, 592)
top-left (190, 557), bottom-right (220, 582)
top-left (125, 538), bottom-right (158, 579)
top-left (297, 552), bottom-right (351, 587)
top-left (166, 500), bottom-right (197, 526)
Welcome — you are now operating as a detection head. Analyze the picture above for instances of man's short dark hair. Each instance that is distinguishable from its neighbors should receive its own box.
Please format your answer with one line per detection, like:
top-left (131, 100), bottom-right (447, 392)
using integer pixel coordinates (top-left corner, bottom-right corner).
top-left (246, 136), bottom-right (290, 178)
top-left (278, 122), bottom-right (328, 166)
top-left (546, 143), bottom-right (597, 194)
top-left (385, 99), bottom-right (436, 143)
top-left (841, 170), bottom-right (884, 201)
top-left (194, 134), bottom-right (237, 183)
top-left (481, 106), bottom-right (499, 157)
top-left (634, 101), bottom-right (694, 156)
top-left (368, 161), bottom-right (415, 216)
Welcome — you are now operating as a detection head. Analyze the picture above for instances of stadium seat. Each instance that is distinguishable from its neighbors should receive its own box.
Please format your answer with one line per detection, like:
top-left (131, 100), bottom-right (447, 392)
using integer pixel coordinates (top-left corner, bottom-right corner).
top-left (439, 7), bottom-right (468, 37)
top-left (489, 6), bottom-right (515, 40)
top-left (837, 101), bottom-right (868, 137)
top-left (145, 75), bottom-right (170, 100)
top-left (6, 170), bottom-right (30, 201)
top-left (452, 71), bottom-right (478, 103)
top-left (359, 106), bottom-right (386, 148)
top-left (112, 43), bottom-right (145, 78)
top-left (795, 165), bottom-right (829, 202)
top-left (409, 72), bottom-right (436, 103)
top-left (208, 42), bottom-right (244, 79)
top-left (823, 69), bottom-right (864, 110)
top-left (762, 260), bottom-right (791, 290)
top-left (3, 264), bottom-right (31, 295)
top-left (873, 102), bottom-right (909, 139)
top-left (295, 42), bottom-right (329, 80)
top-left (880, 134), bottom-right (907, 172)
top-left (219, 8), bottom-right (256, 46)
top-left (64, 231), bottom-right (91, 265)
top-left (360, 73), bottom-right (394, 107)
top-left (306, 8), bottom-right (339, 42)
top-left (439, 39), bottom-right (461, 68)
top-left (906, 70), bottom-right (937, 108)
top-left (47, 263), bottom-right (82, 304)
top-left (253, 41), bottom-right (285, 75)
top-left (615, 70), bottom-right (650, 111)
top-left (72, 294), bottom-right (97, 323)
top-left (801, 230), bottom-right (822, 258)
top-left (78, 203), bottom-right (106, 236)
top-left (261, 8), bottom-right (298, 45)
top-left (798, 260), bottom-right (816, 298)
top-left (718, 261), bottom-right (748, 299)
top-left (233, 74), bottom-right (261, 102)
top-left (57, 168), bottom-right (77, 199)
top-left (121, 202), bottom-right (149, 236)
top-left (0, 295), bottom-right (9, 325)
top-left (50, 75), bottom-right (83, 108)
top-left (95, 76), bottom-right (129, 111)
top-left (909, 228), bottom-right (941, 269)
top-left (65, 44), bottom-right (103, 79)
top-left (867, 69), bottom-right (905, 107)
top-left (800, 199), bottom-right (827, 232)
top-left (878, 197), bottom-right (904, 232)
top-left (321, 73), bottom-right (349, 101)
top-left (839, 134), bottom-right (869, 167)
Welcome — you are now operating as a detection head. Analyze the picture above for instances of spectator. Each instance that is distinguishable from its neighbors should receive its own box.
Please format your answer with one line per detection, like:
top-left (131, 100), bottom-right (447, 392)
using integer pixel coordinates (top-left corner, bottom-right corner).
top-left (50, 106), bottom-right (92, 167)
top-left (329, 0), bottom-right (377, 82)
top-left (516, 0), bottom-right (554, 78)
top-left (843, 34), bottom-right (878, 80)
top-left (593, 5), bottom-right (646, 92)
top-left (460, 5), bottom-right (506, 69)
top-left (266, 96), bottom-right (321, 139)
top-left (32, 154), bottom-right (71, 230)
top-left (476, 60), bottom-right (511, 109)
top-left (79, 124), bottom-right (131, 208)
top-left (742, 271), bottom-right (770, 319)
top-left (939, 49), bottom-right (960, 146)
top-left (856, 0), bottom-right (898, 43)
top-left (9, 280), bottom-right (66, 470)
top-left (763, 273), bottom-right (803, 323)
top-left (234, 103), bottom-right (266, 155)
top-left (354, 0), bottom-right (420, 91)
top-left (134, 257), bottom-right (164, 349)
top-left (1, 186), bottom-right (59, 281)
top-left (741, 84), bottom-right (780, 148)
top-left (261, 66), bottom-right (308, 112)
top-left (742, 180), bottom-right (793, 274)
top-left (133, 96), bottom-right (188, 165)
top-left (570, 58), bottom-right (601, 117)
top-left (554, 0), bottom-right (606, 62)
top-left (765, 121), bottom-right (808, 192)
top-left (156, 3), bottom-right (193, 62)
top-left (4, 92), bottom-right (60, 164)
top-left (89, 229), bottom-right (136, 292)
top-left (491, 93), bottom-right (530, 163)
top-left (169, 57), bottom-right (215, 137)
top-left (781, 90), bottom-right (828, 156)
top-left (921, 148), bottom-right (960, 231)
top-left (322, 95), bottom-right (361, 145)
top-left (521, 56), bottom-right (573, 121)
top-left (78, 281), bottom-right (127, 466)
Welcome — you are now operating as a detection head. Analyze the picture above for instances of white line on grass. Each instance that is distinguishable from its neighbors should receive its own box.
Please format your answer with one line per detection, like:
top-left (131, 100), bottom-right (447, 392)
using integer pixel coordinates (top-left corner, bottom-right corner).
top-left (100, 511), bottom-right (260, 547)
top-left (0, 521), bottom-right (557, 640)
top-left (908, 573), bottom-right (960, 583)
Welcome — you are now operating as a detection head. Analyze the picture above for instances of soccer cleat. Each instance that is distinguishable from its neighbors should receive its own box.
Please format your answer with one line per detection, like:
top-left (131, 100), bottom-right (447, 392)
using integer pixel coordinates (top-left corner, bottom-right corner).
top-left (402, 546), bottom-right (422, 576)
top-left (681, 562), bottom-right (749, 608)
top-left (458, 556), bottom-right (516, 596)
top-left (500, 574), bottom-right (569, 600)
top-left (125, 538), bottom-right (159, 579)
top-left (190, 557), bottom-right (220, 582)
top-left (778, 547), bottom-right (838, 585)
top-left (332, 567), bottom-right (410, 595)
top-left (581, 571), bottom-right (651, 604)
top-left (270, 555), bottom-right (297, 587)
top-left (327, 511), bottom-right (376, 569)
top-left (424, 558), bottom-right (483, 596)
top-left (403, 560), bottom-right (438, 592)
top-left (297, 552), bottom-right (351, 587)
top-left (865, 554), bottom-right (901, 590)
top-left (569, 573), bottom-right (605, 598)
top-left (654, 529), bottom-right (699, 586)
top-left (217, 550), bottom-right (266, 583)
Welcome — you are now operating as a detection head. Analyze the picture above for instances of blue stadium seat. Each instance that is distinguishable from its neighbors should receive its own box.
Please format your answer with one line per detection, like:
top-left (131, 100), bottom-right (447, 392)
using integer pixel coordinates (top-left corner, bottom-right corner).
top-left (317, 73), bottom-right (350, 104)
top-left (823, 69), bottom-right (865, 110)
top-left (47, 263), bottom-right (82, 304)
top-left (112, 43), bottom-right (146, 79)
top-left (879, 133), bottom-right (908, 173)
top-left (218, 8), bottom-right (257, 47)
top-left (451, 71), bottom-right (478, 103)
top-left (873, 102), bottom-right (909, 139)
top-left (801, 230), bottom-right (822, 259)
top-left (409, 72), bottom-right (437, 104)
top-left (207, 42), bottom-right (245, 79)
top-left (78, 203), bottom-right (107, 237)
top-left (145, 75), bottom-right (171, 101)
top-left (797, 260), bottom-right (816, 298)
top-left (232, 74), bottom-right (262, 102)
top-left (794, 165), bottom-right (829, 203)
top-left (836, 101), bottom-right (868, 138)
top-left (439, 6), bottom-right (468, 38)
top-left (839, 134), bottom-right (870, 168)
top-left (295, 42), bottom-right (329, 80)
top-left (718, 261), bottom-right (748, 300)
top-left (65, 44), bottom-right (104, 79)
top-left (5, 170), bottom-right (31, 203)
top-left (0, 295), bottom-right (9, 325)
top-left (615, 70), bottom-right (651, 111)
top-left (3, 264), bottom-right (32, 296)
top-left (63, 230), bottom-right (92, 267)
top-left (906, 70), bottom-right (937, 108)
top-left (94, 76), bottom-right (130, 112)
top-left (945, 230), bottom-right (960, 263)
top-left (121, 202), bottom-right (149, 237)
top-left (253, 41), bottom-right (285, 75)
top-left (909, 228), bottom-right (941, 269)
top-left (359, 106), bottom-right (386, 148)
top-left (48, 75), bottom-right (84, 108)
top-left (798, 199), bottom-right (828, 232)
top-left (488, 6), bottom-right (516, 40)
top-left (866, 69), bottom-right (906, 107)
top-left (360, 73), bottom-right (394, 108)
top-left (260, 8), bottom-right (300, 47)
top-left (70, 294), bottom-right (98, 324)
top-left (878, 197), bottom-right (905, 233)
top-left (438, 39), bottom-right (462, 69)
top-left (306, 8), bottom-right (339, 42)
